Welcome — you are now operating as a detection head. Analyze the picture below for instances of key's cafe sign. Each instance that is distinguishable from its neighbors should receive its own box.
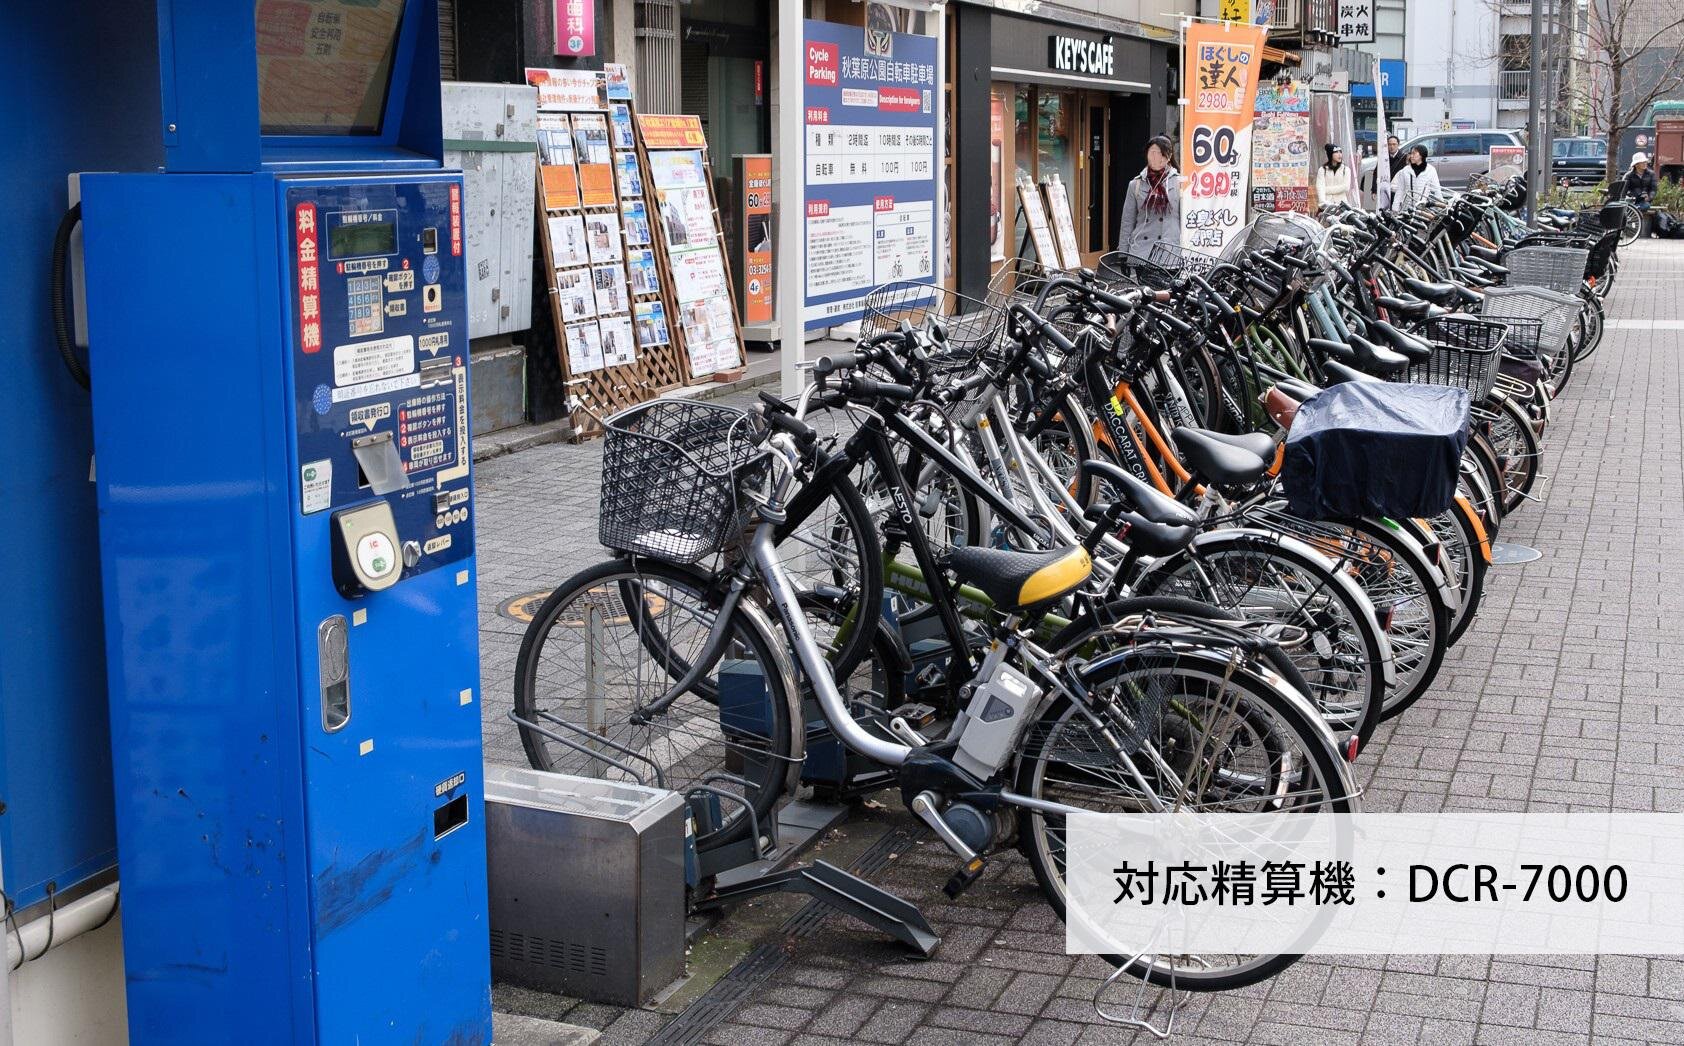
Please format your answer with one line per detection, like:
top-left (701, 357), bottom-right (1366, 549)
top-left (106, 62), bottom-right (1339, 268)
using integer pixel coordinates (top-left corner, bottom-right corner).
top-left (1049, 35), bottom-right (1115, 77)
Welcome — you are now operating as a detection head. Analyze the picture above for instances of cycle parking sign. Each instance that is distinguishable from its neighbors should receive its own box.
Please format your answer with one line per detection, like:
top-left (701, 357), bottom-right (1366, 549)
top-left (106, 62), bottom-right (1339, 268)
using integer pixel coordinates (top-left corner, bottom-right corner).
top-left (1180, 20), bottom-right (1267, 255)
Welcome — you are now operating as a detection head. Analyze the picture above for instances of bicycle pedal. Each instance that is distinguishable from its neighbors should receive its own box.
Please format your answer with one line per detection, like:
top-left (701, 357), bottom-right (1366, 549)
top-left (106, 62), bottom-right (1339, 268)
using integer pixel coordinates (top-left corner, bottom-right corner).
top-left (943, 855), bottom-right (988, 899)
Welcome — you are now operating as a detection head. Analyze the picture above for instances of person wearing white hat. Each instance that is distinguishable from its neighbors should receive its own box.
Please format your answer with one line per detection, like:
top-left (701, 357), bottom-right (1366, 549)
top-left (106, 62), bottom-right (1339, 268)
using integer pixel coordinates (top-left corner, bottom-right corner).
top-left (1625, 151), bottom-right (1658, 236)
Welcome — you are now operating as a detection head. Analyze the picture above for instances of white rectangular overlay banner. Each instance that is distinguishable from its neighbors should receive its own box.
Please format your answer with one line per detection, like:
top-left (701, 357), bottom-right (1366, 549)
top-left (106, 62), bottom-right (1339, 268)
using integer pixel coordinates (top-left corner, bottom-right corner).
top-left (1065, 812), bottom-right (1684, 955)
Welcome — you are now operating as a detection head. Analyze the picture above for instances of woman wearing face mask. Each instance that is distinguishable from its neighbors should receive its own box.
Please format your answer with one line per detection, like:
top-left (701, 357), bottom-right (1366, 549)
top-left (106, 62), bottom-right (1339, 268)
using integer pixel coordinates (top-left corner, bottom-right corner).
top-left (1316, 144), bottom-right (1353, 210)
top-left (1117, 135), bottom-right (1181, 261)
top-left (1389, 145), bottom-right (1442, 211)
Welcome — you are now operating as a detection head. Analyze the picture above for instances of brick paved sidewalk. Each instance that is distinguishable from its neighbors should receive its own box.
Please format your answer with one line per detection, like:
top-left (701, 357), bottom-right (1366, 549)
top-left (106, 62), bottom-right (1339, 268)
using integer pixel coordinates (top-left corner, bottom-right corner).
top-left (473, 241), bottom-right (1684, 1045)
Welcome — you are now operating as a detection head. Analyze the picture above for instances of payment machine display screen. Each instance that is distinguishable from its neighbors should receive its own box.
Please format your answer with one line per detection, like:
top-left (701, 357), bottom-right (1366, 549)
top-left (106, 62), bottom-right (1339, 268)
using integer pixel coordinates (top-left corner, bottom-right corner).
top-left (255, 0), bottom-right (407, 135)
top-left (329, 216), bottom-right (397, 259)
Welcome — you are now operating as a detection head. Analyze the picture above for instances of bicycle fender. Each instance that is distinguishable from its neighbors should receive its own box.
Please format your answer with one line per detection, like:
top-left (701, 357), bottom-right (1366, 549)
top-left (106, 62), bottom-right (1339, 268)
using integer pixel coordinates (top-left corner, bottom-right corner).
top-left (738, 595), bottom-right (809, 794)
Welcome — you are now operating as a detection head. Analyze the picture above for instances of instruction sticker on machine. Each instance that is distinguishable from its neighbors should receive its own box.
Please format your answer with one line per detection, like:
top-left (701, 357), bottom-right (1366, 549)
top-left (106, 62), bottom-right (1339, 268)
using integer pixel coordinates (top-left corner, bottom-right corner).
top-left (333, 335), bottom-right (415, 387)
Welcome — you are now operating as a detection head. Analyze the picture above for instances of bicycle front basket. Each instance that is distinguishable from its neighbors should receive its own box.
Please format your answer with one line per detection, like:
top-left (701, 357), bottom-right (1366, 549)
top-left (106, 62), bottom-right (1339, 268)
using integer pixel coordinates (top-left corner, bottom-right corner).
top-left (1480, 286), bottom-right (1578, 360)
top-left (862, 281), bottom-right (1005, 354)
top-left (598, 400), bottom-right (769, 564)
top-left (1504, 245), bottom-right (1589, 294)
top-left (1410, 316), bottom-right (1506, 402)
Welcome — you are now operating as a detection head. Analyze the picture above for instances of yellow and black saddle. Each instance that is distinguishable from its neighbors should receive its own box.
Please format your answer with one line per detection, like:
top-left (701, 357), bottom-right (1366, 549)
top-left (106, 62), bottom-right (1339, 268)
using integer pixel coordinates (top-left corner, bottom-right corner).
top-left (946, 545), bottom-right (1093, 613)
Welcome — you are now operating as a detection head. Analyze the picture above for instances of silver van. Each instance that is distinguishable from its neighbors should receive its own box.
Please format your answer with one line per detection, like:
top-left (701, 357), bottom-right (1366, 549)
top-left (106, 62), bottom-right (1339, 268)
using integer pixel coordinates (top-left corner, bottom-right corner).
top-left (1399, 129), bottom-right (1526, 190)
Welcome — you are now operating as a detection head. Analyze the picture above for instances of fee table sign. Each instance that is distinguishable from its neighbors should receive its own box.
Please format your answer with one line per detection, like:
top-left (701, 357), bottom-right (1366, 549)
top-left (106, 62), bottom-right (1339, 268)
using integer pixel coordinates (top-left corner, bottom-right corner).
top-left (801, 19), bottom-right (938, 329)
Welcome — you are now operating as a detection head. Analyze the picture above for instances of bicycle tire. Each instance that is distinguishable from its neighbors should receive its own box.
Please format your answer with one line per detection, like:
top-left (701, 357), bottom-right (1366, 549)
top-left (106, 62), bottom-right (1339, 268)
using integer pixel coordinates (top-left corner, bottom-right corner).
top-left (1435, 496), bottom-right (1491, 646)
top-left (775, 466), bottom-right (886, 681)
top-left (1571, 290), bottom-right (1605, 363)
top-left (1485, 393), bottom-right (1542, 514)
top-left (1014, 637), bottom-right (1357, 992)
top-left (513, 557), bottom-right (797, 853)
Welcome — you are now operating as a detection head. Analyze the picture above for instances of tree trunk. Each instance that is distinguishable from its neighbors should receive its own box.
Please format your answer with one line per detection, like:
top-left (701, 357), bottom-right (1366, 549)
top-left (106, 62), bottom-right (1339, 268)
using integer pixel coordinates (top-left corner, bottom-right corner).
top-left (1605, 63), bottom-right (1625, 186)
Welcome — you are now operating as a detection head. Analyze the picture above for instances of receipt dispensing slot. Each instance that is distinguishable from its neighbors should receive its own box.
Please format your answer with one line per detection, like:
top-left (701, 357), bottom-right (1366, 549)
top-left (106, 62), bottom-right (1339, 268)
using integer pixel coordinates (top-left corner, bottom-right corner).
top-left (351, 431), bottom-right (410, 495)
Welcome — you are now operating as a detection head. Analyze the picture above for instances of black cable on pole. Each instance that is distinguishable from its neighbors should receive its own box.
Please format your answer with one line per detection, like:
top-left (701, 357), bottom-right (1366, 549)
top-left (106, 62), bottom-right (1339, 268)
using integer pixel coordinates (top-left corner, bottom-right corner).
top-left (51, 203), bottom-right (91, 390)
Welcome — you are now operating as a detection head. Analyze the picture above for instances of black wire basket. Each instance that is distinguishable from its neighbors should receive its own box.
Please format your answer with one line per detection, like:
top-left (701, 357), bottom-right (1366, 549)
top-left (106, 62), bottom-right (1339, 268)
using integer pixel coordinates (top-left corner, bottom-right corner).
top-left (984, 257), bottom-right (1064, 310)
top-left (861, 281), bottom-right (1005, 355)
top-left (1408, 316), bottom-right (1507, 402)
top-left (597, 400), bottom-right (769, 564)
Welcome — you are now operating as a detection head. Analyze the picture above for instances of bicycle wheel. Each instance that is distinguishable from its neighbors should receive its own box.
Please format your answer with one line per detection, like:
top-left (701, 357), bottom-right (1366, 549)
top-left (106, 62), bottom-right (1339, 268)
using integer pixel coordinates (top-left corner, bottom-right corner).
top-left (1430, 496), bottom-right (1490, 646)
top-left (1542, 326), bottom-right (1575, 395)
top-left (513, 557), bottom-right (796, 853)
top-left (1015, 638), bottom-right (1356, 991)
top-left (1133, 530), bottom-right (1389, 746)
top-left (1464, 435), bottom-right (1506, 531)
top-left (774, 465), bottom-right (885, 680)
top-left (1326, 519), bottom-right (1451, 720)
top-left (1483, 394), bottom-right (1542, 514)
top-left (1571, 290), bottom-right (1605, 363)
top-left (1619, 204), bottom-right (1643, 247)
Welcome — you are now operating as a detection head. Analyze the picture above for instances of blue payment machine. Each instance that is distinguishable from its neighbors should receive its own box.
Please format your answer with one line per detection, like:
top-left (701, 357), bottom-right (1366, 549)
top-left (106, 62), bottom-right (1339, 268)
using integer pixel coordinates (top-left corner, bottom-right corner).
top-left (77, 2), bottom-right (490, 1041)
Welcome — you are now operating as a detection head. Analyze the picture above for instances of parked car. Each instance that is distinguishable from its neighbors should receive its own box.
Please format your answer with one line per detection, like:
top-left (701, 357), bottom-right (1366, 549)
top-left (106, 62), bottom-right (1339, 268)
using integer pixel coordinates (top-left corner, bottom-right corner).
top-left (1392, 129), bottom-right (1526, 190)
top-left (1552, 136), bottom-right (1609, 186)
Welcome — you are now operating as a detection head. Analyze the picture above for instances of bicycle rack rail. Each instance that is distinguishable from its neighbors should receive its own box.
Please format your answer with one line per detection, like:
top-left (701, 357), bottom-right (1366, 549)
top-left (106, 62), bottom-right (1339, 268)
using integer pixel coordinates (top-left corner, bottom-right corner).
top-left (507, 707), bottom-right (942, 959)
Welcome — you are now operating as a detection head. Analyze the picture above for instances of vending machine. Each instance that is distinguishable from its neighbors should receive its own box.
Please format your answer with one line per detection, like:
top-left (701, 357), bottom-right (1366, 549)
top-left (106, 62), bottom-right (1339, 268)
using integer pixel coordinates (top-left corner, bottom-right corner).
top-left (77, 2), bottom-right (490, 1041)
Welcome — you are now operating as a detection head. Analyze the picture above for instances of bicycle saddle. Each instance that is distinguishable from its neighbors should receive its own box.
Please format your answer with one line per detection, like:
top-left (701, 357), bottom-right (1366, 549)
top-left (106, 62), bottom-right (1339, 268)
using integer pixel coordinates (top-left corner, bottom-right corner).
top-left (1170, 427), bottom-right (1272, 490)
top-left (1467, 243), bottom-right (1503, 263)
top-left (1273, 377), bottom-right (1324, 402)
top-left (1263, 386), bottom-right (1302, 430)
top-left (1345, 333), bottom-right (1410, 376)
top-left (1112, 509), bottom-right (1196, 558)
top-left (1309, 337), bottom-right (1357, 364)
top-left (1320, 359), bottom-right (1382, 384)
top-left (1374, 295), bottom-right (1445, 322)
top-left (1365, 319), bottom-right (1433, 364)
top-left (1500, 353), bottom-right (1546, 385)
top-left (1401, 277), bottom-right (1462, 306)
top-left (946, 545), bottom-right (1092, 613)
top-left (1080, 459), bottom-right (1197, 527)
top-left (1466, 255), bottom-right (1510, 278)
top-left (1202, 429), bottom-right (1279, 461)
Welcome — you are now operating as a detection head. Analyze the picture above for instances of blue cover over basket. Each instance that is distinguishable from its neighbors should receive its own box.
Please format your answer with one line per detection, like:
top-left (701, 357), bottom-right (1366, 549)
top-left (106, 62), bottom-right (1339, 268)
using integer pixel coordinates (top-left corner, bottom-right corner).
top-left (1282, 382), bottom-right (1471, 520)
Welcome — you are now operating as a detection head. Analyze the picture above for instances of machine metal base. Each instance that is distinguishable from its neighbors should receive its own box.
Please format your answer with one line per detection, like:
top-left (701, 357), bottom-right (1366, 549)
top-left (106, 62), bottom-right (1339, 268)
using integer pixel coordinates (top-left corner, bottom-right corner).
top-left (692, 860), bottom-right (940, 957)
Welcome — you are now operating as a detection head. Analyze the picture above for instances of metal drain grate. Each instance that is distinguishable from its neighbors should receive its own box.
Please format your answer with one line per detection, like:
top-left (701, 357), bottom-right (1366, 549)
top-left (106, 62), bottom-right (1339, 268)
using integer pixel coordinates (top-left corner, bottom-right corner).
top-left (648, 825), bottom-right (925, 1045)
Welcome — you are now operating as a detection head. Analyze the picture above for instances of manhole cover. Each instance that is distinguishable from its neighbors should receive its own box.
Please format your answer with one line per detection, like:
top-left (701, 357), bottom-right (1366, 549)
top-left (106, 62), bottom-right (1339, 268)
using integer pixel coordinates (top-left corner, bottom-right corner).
top-left (495, 585), bottom-right (669, 624)
top-left (496, 590), bottom-right (553, 622)
top-left (1490, 542), bottom-right (1543, 565)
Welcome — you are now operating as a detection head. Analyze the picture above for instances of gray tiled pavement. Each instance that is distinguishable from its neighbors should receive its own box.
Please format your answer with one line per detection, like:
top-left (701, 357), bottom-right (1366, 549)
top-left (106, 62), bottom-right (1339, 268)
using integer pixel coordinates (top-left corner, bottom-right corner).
top-left (472, 241), bottom-right (1684, 1044)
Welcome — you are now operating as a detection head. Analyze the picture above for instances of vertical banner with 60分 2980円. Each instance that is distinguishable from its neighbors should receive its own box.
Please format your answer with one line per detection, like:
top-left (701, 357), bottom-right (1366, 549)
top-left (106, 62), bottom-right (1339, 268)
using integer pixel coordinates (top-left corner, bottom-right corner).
top-left (1179, 20), bottom-right (1268, 256)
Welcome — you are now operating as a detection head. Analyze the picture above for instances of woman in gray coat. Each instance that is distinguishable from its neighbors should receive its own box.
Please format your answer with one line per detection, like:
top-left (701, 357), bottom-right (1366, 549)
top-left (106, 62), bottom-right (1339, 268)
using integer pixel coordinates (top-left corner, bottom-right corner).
top-left (1116, 135), bottom-right (1181, 262)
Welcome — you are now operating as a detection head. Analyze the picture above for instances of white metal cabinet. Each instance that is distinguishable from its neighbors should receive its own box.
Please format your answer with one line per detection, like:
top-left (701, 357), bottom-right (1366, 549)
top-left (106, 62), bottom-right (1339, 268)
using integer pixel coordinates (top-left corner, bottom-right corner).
top-left (443, 82), bottom-right (538, 339)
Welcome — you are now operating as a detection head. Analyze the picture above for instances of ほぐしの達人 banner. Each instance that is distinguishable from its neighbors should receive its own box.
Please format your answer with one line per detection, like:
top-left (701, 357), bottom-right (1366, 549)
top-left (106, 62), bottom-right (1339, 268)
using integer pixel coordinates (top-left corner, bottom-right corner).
top-left (1179, 21), bottom-right (1267, 256)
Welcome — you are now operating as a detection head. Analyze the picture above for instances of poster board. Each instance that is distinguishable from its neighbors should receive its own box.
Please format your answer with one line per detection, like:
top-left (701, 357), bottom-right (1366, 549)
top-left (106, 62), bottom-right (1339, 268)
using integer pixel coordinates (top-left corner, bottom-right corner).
top-left (1488, 145), bottom-right (1527, 183)
top-left (1016, 171), bottom-right (1060, 267)
top-left (989, 92), bottom-right (1007, 262)
top-left (733, 154), bottom-right (775, 327)
top-left (638, 113), bottom-right (746, 379)
top-left (1251, 79), bottom-right (1312, 214)
top-left (1042, 178), bottom-right (1083, 269)
top-left (800, 19), bottom-right (939, 330)
top-left (527, 64), bottom-right (689, 434)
